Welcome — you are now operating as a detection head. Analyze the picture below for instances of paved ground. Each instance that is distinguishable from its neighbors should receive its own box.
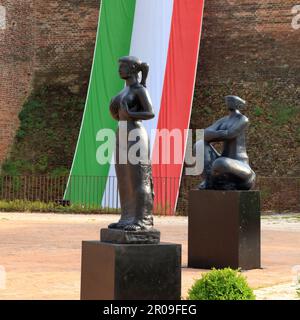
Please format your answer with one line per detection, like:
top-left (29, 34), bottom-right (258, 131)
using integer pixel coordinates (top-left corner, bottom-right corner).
top-left (0, 212), bottom-right (299, 300)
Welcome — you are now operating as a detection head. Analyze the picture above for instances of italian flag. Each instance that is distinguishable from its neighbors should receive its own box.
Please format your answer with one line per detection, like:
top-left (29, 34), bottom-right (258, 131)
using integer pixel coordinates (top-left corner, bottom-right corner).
top-left (64, 0), bottom-right (205, 214)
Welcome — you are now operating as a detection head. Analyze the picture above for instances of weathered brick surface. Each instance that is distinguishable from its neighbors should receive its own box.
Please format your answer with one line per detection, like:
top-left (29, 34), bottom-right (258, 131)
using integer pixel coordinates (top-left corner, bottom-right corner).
top-left (0, 0), bottom-right (34, 166)
top-left (32, 0), bottom-right (99, 92)
top-left (0, 0), bottom-right (99, 165)
top-left (198, 0), bottom-right (300, 84)
top-left (0, 0), bottom-right (299, 176)
top-left (194, 0), bottom-right (300, 176)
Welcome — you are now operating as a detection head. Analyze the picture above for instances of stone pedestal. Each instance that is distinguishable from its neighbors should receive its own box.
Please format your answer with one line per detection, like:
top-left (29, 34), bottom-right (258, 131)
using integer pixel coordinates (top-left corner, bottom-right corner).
top-left (81, 241), bottom-right (181, 300)
top-left (188, 190), bottom-right (261, 270)
top-left (100, 228), bottom-right (160, 244)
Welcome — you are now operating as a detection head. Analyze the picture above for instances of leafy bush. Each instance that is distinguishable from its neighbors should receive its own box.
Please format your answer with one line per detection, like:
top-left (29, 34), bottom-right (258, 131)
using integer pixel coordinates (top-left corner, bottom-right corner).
top-left (188, 268), bottom-right (255, 300)
top-left (297, 278), bottom-right (300, 298)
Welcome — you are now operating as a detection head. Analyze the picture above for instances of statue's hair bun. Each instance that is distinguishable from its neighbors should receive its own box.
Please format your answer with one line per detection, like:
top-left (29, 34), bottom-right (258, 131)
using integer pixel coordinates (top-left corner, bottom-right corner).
top-left (118, 56), bottom-right (149, 87)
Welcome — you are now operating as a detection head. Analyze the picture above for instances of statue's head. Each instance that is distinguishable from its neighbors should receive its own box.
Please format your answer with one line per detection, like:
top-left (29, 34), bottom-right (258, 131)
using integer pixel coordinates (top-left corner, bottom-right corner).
top-left (225, 95), bottom-right (246, 111)
top-left (118, 56), bottom-right (149, 87)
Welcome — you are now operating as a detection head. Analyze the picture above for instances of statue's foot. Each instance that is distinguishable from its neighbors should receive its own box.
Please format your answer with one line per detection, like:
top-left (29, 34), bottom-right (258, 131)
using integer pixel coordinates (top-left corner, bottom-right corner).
top-left (123, 224), bottom-right (144, 232)
top-left (197, 180), bottom-right (210, 190)
top-left (108, 222), bottom-right (125, 229)
top-left (220, 182), bottom-right (236, 191)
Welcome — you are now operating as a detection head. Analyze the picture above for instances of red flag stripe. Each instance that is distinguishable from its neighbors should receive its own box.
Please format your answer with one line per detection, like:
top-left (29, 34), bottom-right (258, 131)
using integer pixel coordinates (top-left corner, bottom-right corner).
top-left (152, 0), bottom-right (205, 214)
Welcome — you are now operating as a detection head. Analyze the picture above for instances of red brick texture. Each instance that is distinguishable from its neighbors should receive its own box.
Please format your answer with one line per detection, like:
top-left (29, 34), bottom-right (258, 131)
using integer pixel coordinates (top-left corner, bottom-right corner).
top-left (0, 0), bottom-right (34, 165)
top-left (198, 0), bottom-right (300, 85)
top-left (0, 0), bottom-right (98, 165)
top-left (0, 0), bottom-right (299, 176)
top-left (194, 0), bottom-right (300, 176)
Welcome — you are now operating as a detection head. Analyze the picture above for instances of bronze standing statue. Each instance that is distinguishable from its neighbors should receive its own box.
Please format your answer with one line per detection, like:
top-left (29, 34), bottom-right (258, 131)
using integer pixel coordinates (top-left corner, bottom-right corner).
top-left (194, 95), bottom-right (256, 190)
top-left (108, 56), bottom-right (155, 231)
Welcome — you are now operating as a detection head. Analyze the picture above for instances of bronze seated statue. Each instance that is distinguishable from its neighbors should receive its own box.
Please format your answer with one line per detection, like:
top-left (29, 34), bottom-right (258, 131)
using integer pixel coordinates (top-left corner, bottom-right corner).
top-left (194, 95), bottom-right (256, 190)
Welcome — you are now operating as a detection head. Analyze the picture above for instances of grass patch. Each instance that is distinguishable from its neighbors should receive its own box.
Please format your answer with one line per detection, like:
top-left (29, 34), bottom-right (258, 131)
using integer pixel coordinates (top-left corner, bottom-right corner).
top-left (0, 200), bottom-right (120, 214)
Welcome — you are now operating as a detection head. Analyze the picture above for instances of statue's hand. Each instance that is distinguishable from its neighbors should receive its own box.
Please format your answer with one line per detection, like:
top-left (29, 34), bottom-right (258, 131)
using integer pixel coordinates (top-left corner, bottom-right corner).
top-left (109, 99), bottom-right (119, 119)
top-left (204, 129), bottom-right (227, 142)
top-left (121, 101), bottom-right (139, 114)
top-left (120, 101), bottom-right (129, 111)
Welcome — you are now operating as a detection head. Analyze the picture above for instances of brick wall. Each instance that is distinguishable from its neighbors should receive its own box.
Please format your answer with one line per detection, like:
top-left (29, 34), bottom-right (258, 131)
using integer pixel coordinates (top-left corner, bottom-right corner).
top-left (32, 0), bottom-right (99, 92)
top-left (0, 0), bottom-right (34, 166)
top-left (0, 0), bottom-right (299, 176)
top-left (193, 0), bottom-right (300, 176)
top-left (0, 0), bottom-right (99, 165)
top-left (198, 0), bottom-right (300, 85)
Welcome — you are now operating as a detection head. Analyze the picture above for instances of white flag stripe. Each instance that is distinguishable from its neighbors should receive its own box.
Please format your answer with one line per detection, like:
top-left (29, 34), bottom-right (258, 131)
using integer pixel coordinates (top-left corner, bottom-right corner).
top-left (103, 0), bottom-right (174, 208)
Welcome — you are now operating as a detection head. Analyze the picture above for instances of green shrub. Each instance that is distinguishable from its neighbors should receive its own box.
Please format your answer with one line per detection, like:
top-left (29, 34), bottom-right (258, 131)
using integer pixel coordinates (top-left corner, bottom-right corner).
top-left (50, 167), bottom-right (70, 177)
top-left (297, 278), bottom-right (300, 298)
top-left (187, 268), bottom-right (255, 300)
top-left (2, 85), bottom-right (86, 175)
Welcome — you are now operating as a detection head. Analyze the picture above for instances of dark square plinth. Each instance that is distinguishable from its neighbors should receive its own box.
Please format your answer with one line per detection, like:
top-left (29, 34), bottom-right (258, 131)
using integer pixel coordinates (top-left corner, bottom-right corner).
top-left (188, 190), bottom-right (261, 270)
top-left (81, 241), bottom-right (181, 300)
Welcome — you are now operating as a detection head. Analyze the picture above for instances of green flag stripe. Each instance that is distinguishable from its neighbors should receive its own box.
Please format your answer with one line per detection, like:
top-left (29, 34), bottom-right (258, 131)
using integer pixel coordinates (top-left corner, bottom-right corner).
top-left (64, 0), bottom-right (136, 205)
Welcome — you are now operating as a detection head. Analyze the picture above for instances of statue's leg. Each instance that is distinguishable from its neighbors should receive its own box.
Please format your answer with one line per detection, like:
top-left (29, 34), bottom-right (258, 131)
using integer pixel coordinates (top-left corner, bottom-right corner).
top-left (121, 124), bottom-right (154, 231)
top-left (108, 163), bottom-right (133, 229)
top-left (108, 126), bottom-right (135, 229)
top-left (194, 140), bottom-right (220, 189)
top-left (211, 157), bottom-right (255, 190)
